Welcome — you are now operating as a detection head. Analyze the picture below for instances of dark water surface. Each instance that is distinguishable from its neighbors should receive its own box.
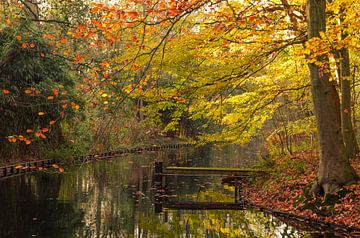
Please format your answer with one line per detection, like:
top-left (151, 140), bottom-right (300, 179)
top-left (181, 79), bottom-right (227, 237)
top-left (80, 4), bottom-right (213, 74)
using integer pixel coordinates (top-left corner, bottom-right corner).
top-left (0, 145), bottom-right (335, 237)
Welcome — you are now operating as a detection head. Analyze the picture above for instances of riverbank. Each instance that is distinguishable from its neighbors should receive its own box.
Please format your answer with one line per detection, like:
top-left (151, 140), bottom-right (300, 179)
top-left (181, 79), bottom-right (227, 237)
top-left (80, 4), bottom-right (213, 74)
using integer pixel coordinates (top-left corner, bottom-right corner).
top-left (242, 151), bottom-right (360, 230)
top-left (0, 137), bottom-right (186, 167)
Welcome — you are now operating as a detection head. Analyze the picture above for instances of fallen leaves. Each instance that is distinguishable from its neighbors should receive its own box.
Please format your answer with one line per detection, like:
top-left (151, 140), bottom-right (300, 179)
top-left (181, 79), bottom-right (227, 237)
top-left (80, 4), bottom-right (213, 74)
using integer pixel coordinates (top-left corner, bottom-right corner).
top-left (242, 151), bottom-right (360, 229)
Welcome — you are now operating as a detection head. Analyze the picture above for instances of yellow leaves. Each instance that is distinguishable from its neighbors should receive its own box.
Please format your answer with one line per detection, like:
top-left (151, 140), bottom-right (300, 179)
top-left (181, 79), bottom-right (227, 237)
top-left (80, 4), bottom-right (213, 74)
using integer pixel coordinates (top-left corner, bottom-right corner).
top-left (101, 93), bottom-right (108, 98)
top-left (38, 112), bottom-right (45, 116)
top-left (303, 48), bottom-right (311, 55)
top-left (319, 31), bottom-right (326, 40)
top-left (15, 165), bottom-right (23, 169)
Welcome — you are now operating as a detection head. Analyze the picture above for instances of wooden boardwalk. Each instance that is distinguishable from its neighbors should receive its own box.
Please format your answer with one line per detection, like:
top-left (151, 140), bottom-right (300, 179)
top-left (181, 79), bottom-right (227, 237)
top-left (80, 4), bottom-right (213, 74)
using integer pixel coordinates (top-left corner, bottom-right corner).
top-left (162, 201), bottom-right (246, 210)
top-left (164, 166), bottom-right (271, 176)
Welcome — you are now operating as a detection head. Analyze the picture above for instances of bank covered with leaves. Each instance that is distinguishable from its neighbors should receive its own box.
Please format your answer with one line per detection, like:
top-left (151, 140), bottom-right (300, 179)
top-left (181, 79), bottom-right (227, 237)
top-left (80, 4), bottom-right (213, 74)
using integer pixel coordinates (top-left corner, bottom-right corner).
top-left (243, 151), bottom-right (360, 230)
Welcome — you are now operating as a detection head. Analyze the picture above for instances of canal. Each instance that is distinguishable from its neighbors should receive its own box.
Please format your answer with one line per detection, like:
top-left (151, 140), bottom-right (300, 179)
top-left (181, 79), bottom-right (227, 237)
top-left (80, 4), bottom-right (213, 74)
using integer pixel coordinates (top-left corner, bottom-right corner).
top-left (0, 145), bottom-right (338, 237)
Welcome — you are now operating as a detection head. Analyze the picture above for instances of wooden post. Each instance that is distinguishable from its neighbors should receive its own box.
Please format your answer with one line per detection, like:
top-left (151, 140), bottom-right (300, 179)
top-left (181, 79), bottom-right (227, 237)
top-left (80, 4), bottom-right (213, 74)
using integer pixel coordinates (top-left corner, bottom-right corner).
top-left (235, 185), bottom-right (238, 203)
top-left (154, 162), bottom-right (163, 213)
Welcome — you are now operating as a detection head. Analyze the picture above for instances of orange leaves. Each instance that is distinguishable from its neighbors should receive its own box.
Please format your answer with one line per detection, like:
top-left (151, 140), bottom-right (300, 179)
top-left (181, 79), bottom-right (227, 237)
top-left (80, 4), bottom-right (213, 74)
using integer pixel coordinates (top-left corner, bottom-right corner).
top-left (2, 89), bottom-right (10, 94)
top-left (52, 164), bottom-right (65, 172)
top-left (127, 11), bottom-right (139, 18)
top-left (24, 88), bottom-right (40, 96)
top-left (35, 131), bottom-right (46, 139)
top-left (38, 112), bottom-right (45, 116)
top-left (91, 7), bottom-right (101, 13)
top-left (22, 42), bottom-right (28, 48)
top-left (7, 137), bottom-right (16, 143)
top-left (60, 38), bottom-right (67, 44)
top-left (7, 135), bottom-right (32, 145)
top-left (26, 129), bottom-right (33, 133)
top-left (47, 96), bottom-right (54, 100)
top-left (15, 164), bottom-right (64, 172)
top-left (16, 35), bottom-right (21, 41)
top-left (52, 88), bottom-right (59, 96)
top-left (71, 102), bottom-right (80, 110)
top-left (49, 120), bottom-right (56, 125)
top-left (51, 164), bottom-right (65, 172)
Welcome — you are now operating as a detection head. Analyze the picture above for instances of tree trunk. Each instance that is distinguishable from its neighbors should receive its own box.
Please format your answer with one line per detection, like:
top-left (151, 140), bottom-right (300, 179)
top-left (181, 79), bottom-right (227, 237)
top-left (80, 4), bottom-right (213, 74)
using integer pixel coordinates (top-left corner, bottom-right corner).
top-left (338, 11), bottom-right (359, 158)
top-left (307, 0), bottom-right (358, 196)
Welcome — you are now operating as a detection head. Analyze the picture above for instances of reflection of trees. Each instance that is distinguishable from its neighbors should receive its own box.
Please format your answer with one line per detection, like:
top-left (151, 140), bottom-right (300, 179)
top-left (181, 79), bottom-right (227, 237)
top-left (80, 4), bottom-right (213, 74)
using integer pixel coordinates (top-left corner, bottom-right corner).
top-left (0, 174), bottom-right (83, 238)
top-left (134, 186), bottom-right (310, 237)
top-left (0, 147), bottom-right (333, 237)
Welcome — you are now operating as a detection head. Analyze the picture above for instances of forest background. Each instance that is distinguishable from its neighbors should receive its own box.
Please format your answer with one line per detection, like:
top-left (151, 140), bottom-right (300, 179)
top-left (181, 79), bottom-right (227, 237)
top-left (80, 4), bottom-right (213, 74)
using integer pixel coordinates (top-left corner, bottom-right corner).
top-left (0, 0), bottom-right (360, 223)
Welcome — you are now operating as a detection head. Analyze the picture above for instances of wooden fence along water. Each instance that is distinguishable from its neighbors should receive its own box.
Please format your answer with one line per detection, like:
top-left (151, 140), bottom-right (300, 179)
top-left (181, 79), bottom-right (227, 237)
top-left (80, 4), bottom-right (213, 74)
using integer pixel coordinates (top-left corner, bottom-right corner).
top-left (152, 162), bottom-right (360, 237)
top-left (0, 143), bottom-right (193, 180)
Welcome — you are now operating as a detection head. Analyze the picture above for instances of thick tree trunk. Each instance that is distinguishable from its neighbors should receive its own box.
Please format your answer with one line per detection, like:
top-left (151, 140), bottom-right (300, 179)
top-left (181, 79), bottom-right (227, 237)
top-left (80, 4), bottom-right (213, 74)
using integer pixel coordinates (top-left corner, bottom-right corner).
top-left (307, 0), bottom-right (358, 196)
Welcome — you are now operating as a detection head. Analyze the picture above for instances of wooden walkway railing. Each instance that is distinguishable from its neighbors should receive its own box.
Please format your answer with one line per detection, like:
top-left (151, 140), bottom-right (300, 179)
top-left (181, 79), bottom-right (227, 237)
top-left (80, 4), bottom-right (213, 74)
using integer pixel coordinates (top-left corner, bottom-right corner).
top-left (152, 162), bottom-right (360, 237)
top-left (0, 143), bottom-right (193, 180)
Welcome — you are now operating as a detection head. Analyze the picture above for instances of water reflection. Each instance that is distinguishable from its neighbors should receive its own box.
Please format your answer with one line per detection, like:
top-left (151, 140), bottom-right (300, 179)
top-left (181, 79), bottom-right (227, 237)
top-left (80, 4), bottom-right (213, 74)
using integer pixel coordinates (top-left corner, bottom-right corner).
top-left (0, 146), bottom-right (335, 237)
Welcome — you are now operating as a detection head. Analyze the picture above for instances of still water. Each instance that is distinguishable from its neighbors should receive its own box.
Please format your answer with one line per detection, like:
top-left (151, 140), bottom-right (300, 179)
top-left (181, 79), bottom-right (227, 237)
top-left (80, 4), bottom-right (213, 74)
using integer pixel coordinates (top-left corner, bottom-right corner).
top-left (0, 145), bottom-right (334, 237)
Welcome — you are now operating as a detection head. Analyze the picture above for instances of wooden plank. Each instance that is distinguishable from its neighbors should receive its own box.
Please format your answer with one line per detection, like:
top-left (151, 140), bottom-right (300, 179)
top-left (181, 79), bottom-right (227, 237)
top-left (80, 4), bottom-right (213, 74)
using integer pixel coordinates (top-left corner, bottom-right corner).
top-left (162, 202), bottom-right (246, 210)
top-left (164, 166), bottom-right (271, 176)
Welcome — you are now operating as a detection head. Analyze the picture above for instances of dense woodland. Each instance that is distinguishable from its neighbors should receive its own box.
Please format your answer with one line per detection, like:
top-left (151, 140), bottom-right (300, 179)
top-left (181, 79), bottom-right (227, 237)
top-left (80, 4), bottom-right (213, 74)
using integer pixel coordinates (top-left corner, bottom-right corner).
top-left (0, 0), bottom-right (360, 209)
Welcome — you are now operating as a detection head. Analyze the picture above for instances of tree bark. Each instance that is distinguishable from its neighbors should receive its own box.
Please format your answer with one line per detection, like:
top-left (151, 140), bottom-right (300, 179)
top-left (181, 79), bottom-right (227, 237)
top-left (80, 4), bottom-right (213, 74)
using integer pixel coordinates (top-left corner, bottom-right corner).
top-left (307, 0), bottom-right (358, 196)
top-left (340, 47), bottom-right (359, 158)
top-left (338, 9), bottom-right (359, 158)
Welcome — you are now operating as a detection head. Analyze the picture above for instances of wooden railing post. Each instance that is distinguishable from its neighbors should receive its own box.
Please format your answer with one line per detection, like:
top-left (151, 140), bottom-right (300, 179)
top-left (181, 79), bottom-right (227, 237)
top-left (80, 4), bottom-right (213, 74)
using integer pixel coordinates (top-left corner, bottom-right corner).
top-left (154, 162), bottom-right (164, 213)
